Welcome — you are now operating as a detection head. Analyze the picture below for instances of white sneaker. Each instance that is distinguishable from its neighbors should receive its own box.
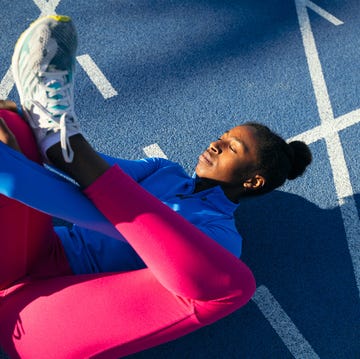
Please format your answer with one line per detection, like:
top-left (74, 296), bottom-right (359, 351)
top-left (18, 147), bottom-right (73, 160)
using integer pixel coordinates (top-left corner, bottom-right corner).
top-left (12, 15), bottom-right (80, 163)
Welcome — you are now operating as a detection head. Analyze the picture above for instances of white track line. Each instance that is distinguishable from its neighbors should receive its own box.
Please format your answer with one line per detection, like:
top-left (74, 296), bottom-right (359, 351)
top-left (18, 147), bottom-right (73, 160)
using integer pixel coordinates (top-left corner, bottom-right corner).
top-left (143, 143), bottom-right (168, 158)
top-left (77, 54), bottom-right (118, 99)
top-left (288, 109), bottom-right (360, 144)
top-left (295, 0), bottom-right (360, 298)
top-left (306, 0), bottom-right (344, 26)
top-left (296, 0), bottom-right (335, 122)
top-left (32, 0), bottom-right (61, 16)
top-left (252, 286), bottom-right (320, 359)
top-left (0, 66), bottom-right (14, 99)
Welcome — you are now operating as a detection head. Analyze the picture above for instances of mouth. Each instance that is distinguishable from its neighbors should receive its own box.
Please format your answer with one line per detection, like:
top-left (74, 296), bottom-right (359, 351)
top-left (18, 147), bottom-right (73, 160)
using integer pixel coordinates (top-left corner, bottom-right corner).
top-left (198, 151), bottom-right (213, 166)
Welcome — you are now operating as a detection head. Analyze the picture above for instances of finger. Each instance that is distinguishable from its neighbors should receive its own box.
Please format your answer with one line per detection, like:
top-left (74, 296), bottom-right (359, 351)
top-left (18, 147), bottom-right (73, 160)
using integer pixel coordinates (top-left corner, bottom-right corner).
top-left (0, 117), bottom-right (21, 152)
top-left (0, 100), bottom-right (19, 113)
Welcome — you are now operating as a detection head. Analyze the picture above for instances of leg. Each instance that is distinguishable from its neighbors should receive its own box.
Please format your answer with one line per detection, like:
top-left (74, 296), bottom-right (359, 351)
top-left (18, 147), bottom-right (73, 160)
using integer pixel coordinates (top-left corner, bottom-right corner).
top-left (0, 109), bottom-right (71, 290)
top-left (47, 133), bottom-right (110, 188)
top-left (48, 134), bottom-right (253, 296)
top-left (0, 161), bottom-right (255, 359)
top-left (2, 15), bottom-right (255, 358)
top-left (7, 120), bottom-right (255, 357)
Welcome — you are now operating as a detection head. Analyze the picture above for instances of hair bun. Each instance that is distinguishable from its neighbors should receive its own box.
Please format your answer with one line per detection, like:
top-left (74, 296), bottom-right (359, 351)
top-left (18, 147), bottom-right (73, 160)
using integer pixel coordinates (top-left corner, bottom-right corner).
top-left (287, 141), bottom-right (312, 180)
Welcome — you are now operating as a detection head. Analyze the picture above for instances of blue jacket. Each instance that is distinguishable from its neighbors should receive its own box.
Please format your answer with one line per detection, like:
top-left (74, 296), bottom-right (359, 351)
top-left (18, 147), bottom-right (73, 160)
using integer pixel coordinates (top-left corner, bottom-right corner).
top-left (57, 156), bottom-right (242, 274)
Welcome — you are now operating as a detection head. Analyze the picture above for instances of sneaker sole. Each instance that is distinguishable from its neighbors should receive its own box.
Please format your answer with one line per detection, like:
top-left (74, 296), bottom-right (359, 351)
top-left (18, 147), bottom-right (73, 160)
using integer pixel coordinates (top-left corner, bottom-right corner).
top-left (11, 15), bottom-right (72, 104)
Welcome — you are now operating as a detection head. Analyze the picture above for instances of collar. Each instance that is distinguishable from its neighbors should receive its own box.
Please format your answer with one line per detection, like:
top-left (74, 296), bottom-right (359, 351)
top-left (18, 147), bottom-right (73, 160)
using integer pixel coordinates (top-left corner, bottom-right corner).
top-left (180, 175), bottom-right (238, 214)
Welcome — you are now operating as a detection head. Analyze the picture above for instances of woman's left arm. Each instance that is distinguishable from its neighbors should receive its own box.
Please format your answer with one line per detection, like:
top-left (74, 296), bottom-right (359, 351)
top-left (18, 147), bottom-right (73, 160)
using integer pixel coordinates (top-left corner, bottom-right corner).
top-left (98, 154), bottom-right (172, 182)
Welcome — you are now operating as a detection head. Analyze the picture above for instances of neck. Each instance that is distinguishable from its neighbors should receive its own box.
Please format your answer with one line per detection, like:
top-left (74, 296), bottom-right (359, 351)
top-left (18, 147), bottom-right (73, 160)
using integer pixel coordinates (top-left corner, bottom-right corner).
top-left (194, 178), bottom-right (243, 203)
top-left (221, 185), bottom-right (243, 203)
top-left (193, 178), bottom-right (217, 193)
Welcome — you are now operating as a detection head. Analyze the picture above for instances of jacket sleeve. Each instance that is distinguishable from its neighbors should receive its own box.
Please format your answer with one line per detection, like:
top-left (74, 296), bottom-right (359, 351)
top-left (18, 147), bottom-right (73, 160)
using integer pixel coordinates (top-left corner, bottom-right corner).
top-left (99, 154), bottom-right (172, 182)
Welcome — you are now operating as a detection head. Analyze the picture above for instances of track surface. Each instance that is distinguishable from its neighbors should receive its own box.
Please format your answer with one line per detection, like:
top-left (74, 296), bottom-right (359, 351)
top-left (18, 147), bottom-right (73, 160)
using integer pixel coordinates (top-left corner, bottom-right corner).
top-left (1, 1), bottom-right (359, 358)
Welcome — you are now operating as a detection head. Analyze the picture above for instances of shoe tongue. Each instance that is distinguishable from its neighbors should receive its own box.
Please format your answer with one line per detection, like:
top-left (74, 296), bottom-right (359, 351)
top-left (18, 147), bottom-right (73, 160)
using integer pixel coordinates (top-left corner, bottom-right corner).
top-left (47, 81), bottom-right (67, 109)
top-left (51, 104), bottom-right (68, 113)
top-left (48, 81), bottom-right (62, 90)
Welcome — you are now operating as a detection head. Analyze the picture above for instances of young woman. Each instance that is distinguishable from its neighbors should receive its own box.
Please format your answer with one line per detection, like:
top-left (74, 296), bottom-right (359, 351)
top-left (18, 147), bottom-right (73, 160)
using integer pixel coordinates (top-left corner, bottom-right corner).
top-left (0, 16), bottom-right (311, 359)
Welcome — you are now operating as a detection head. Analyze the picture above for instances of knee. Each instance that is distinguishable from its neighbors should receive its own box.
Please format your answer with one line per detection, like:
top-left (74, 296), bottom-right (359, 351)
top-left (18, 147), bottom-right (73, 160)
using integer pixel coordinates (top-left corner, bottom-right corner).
top-left (194, 275), bottom-right (256, 325)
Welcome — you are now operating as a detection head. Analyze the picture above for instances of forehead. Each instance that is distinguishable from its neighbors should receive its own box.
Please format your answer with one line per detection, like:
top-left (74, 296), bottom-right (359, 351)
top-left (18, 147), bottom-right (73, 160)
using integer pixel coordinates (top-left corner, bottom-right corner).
top-left (224, 125), bottom-right (259, 149)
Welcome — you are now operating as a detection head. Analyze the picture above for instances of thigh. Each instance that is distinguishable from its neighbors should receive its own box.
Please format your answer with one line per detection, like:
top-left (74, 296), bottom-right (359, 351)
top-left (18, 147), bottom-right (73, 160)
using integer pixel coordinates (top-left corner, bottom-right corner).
top-left (0, 195), bottom-right (31, 288)
top-left (0, 269), bottom-right (198, 359)
top-left (0, 195), bottom-right (71, 289)
top-left (0, 110), bottom-right (71, 288)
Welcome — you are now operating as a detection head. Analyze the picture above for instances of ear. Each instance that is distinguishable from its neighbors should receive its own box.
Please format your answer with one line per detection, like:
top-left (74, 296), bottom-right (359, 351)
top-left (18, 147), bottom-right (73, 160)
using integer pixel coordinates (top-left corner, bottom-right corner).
top-left (243, 175), bottom-right (265, 190)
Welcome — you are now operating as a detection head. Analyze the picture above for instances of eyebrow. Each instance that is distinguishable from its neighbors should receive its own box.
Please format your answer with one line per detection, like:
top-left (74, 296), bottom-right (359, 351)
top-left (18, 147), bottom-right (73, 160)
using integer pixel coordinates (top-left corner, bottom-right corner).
top-left (223, 131), bottom-right (248, 151)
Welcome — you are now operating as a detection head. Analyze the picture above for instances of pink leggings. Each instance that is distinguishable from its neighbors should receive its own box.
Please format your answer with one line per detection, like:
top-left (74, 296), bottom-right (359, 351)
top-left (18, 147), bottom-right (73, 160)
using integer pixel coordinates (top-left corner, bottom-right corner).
top-left (0, 111), bottom-right (256, 359)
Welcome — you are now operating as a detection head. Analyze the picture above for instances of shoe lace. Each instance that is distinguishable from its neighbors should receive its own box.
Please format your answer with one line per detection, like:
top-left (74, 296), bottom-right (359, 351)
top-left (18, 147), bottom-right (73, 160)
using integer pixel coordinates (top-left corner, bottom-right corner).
top-left (32, 70), bottom-right (78, 163)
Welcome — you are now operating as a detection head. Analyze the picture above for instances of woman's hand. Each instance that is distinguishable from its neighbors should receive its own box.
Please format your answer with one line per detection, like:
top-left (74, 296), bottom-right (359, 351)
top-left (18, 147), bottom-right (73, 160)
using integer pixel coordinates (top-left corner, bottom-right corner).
top-left (0, 117), bottom-right (22, 152)
top-left (0, 100), bottom-right (22, 152)
top-left (0, 100), bottom-right (19, 113)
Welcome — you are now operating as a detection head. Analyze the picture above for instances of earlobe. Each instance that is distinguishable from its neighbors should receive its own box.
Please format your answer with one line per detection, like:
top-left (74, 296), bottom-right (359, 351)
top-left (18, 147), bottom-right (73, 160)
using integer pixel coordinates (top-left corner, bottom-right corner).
top-left (243, 175), bottom-right (265, 190)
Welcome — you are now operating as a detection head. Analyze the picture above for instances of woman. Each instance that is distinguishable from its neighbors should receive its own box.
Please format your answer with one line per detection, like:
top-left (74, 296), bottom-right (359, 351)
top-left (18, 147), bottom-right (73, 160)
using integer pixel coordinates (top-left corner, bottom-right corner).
top-left (0, 16), bottom-right (311, 358)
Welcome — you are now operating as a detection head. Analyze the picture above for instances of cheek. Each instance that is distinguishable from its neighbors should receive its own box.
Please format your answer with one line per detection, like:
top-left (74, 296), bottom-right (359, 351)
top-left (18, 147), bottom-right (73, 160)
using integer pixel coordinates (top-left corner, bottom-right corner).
top-left (219, 161), bottom-right (250, 184)
top-left (215, 162), bottom-right (240, 183)
top-left (195, 162), bottom-right (226, 182)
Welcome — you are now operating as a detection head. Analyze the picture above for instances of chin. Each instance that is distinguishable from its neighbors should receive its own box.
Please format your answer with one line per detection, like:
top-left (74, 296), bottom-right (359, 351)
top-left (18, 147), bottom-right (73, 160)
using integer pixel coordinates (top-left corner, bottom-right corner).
top-left (194, 166), bottom-right (206, 178)
top-left (194, 164), bottom-right (201, 175)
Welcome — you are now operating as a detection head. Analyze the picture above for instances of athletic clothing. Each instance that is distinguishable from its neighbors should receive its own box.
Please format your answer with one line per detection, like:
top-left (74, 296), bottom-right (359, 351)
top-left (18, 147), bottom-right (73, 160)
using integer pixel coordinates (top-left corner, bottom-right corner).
top-left (0, 110), bottom-right (72, 290)
top-left (0, 110), bottom-right (256, 359)
top-left (59, 156), bottom-right (242, 274)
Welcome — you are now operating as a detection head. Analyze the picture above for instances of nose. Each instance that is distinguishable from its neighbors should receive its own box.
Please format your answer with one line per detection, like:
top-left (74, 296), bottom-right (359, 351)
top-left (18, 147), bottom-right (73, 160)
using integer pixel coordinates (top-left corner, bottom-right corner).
top-left (209, 140), bottom-right (222, 154)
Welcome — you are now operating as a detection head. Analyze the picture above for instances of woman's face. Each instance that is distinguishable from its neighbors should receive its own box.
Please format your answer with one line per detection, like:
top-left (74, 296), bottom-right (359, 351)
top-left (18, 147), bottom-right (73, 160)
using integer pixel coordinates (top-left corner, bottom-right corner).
top-left (195, 125), bottom-right (260, 186)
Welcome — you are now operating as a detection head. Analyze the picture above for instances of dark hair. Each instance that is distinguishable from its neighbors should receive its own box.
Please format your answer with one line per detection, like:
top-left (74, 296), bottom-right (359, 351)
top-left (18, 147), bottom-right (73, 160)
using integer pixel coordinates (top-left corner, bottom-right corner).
top-left (244, 122), bottom-right (312, 196)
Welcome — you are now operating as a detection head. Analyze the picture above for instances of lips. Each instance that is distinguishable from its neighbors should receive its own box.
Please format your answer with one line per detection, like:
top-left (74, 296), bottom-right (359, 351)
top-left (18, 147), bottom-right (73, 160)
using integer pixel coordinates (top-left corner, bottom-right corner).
top-left (199, 150), bottom-right (213, 165)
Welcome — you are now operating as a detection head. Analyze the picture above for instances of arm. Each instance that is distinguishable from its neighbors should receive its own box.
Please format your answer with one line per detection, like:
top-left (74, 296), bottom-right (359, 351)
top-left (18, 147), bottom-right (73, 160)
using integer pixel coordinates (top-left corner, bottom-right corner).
top-left (99, 154), bottom-right (172, 182)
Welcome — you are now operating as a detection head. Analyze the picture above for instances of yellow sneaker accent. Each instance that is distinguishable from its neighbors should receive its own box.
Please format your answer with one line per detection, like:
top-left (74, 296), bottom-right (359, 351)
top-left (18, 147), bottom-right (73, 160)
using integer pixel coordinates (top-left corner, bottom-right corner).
top-left (48, 15), bottom-right (71, 22)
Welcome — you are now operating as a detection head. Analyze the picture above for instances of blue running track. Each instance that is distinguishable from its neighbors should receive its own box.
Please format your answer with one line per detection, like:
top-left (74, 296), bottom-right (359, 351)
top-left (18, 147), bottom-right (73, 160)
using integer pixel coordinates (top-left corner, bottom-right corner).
top-left (1, 1), bottom-right (359, 358)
